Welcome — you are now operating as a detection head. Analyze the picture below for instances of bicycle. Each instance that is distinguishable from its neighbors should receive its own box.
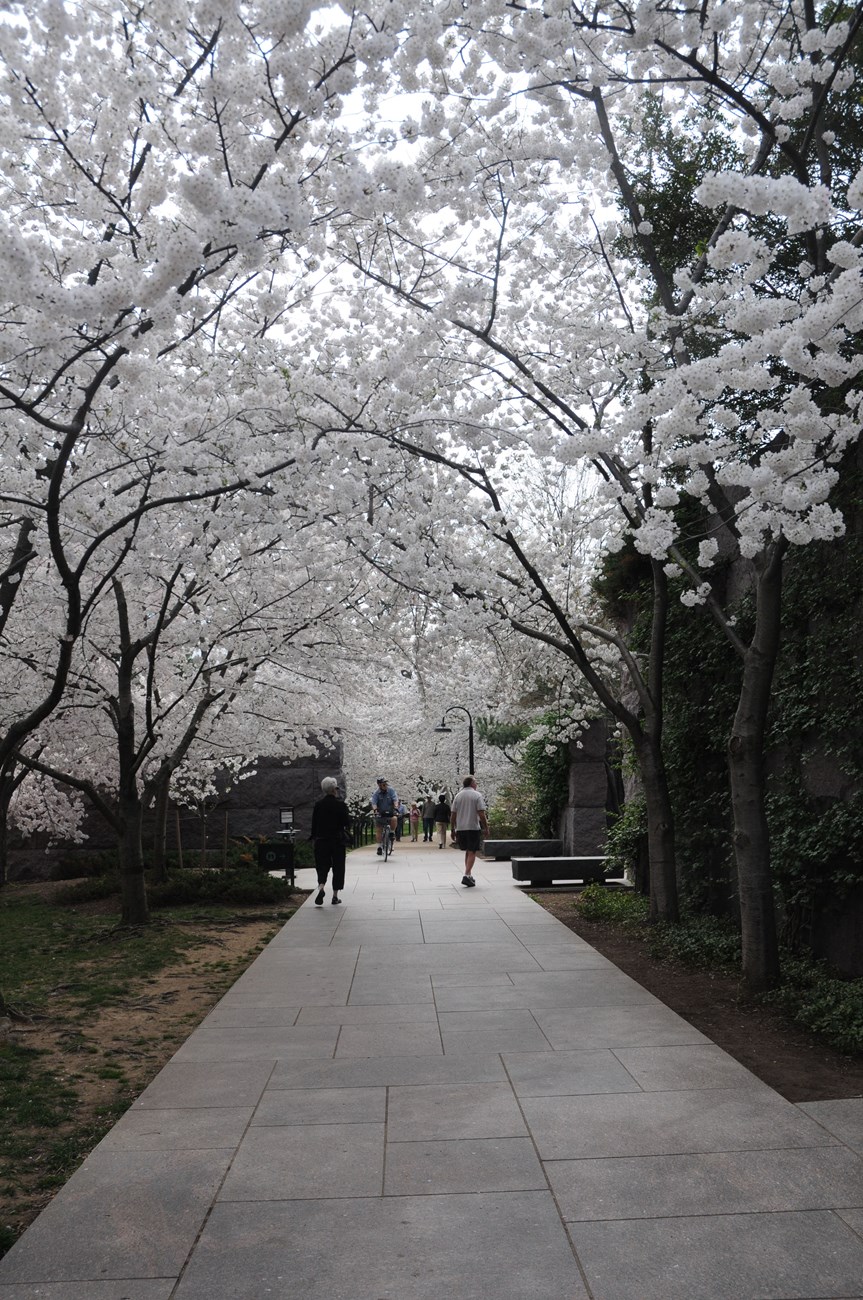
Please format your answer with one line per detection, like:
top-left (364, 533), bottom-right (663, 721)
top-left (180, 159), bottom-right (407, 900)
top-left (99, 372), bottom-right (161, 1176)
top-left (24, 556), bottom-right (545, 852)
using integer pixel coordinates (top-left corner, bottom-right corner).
top-left (381, 821), bottom-right (396, 862)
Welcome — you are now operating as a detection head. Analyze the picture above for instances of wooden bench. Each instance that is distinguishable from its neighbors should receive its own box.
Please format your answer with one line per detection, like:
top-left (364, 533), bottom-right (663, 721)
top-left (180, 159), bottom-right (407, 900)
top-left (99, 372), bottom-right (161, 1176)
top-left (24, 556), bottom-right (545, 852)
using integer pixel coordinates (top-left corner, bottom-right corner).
top-left (483, 839), bottom-right (562, 860)
top-left (511, 855), bottom-right (616, 886)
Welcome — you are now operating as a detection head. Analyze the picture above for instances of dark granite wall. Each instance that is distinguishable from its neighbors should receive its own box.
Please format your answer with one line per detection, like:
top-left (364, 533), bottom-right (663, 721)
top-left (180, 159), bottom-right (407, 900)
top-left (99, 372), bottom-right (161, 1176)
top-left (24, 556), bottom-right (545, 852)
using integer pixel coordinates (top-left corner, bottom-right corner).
top-left (557, 720), bottom-right (612, 856)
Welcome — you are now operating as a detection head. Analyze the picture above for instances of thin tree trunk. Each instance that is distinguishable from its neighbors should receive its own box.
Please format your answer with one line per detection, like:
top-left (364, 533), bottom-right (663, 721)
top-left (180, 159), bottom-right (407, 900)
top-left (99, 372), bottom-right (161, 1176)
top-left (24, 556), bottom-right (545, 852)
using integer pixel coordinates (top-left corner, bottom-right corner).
top-left (114, 580), bottom-right (149, 926)
top-left (0, 782), bottom-right (10, 888)
top-left (150, 772), bottom-right (171, 884)
top-left (728, 547), bottom-right (784, 992)
top-left (176, 807), bottom-right (184, 870)
top-left (0, 761), bottom-right (29, 889)
top-left (118, 793), bottom-right (149, 926)
top-left (633, 732), bottom-right (679, 923)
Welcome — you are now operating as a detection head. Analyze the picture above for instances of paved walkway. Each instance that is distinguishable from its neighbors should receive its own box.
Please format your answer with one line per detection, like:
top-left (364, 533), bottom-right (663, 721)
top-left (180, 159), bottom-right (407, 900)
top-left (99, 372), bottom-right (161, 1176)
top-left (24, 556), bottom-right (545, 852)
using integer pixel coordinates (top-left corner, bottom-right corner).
top-left (1, 843), bottom-right (862, 1299)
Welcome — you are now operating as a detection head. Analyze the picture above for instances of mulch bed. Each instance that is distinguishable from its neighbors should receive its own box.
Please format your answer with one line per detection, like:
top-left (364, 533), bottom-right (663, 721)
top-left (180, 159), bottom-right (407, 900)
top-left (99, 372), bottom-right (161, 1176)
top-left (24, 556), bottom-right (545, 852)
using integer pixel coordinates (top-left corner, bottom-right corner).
top-left (531, 890), bottom-right (863, 1103)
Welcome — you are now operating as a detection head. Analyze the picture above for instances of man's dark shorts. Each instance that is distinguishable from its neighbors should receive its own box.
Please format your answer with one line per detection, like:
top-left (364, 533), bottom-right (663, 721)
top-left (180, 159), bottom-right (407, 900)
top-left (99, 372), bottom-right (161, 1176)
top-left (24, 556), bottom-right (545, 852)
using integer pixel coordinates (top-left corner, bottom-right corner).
top-left (456, 829), bottom-right (482, 852)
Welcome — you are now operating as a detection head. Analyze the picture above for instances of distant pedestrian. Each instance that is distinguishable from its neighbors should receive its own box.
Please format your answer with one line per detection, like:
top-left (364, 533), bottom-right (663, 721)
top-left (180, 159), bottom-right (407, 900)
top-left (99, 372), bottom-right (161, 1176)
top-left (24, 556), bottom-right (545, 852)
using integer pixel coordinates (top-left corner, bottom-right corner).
top-left (421, 794), bottom-right (436, 842)
top-left (409, 802), bottom-right (420, 841)
top-left (394, 798), bottom-right (406, 841)
top-left (310, 777), bottom-right (351, 905)
top-left (450, 775), bottom-right (488, 887)
top-left (433, 792), bottom-right (451, 849)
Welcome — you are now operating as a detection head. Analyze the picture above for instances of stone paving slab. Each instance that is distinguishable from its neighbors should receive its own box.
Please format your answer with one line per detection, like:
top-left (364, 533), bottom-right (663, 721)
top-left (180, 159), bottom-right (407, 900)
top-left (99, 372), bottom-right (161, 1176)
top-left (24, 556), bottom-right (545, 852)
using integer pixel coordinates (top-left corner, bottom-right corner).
top-left (2, 843), bottom-right (861, 1300)
top-left (570, 1210), bottom-right (863, 1300)
top-left (346, 975), bottom-right (436, 1004)
top-left (267, 1049), bottom-right (508, 1090)
top-left (503, 1047), bottom-right (645, 1096)
top-left (171, 1192), bottom-right (590, 1300)
top-left (384, 1136), bottom-right (546, 1195)
top-left (97, 1106), bottom-right (253, 1152)
top-left (169, 1023), bottom-right (339, 1063)
top-left (611, 1043), bottom-right (766, 1091)
top-left (0, 1150), bottom-right (231, 1284)
top-left (131, 1060), bottom-right (274, 1109)
top-left (218, 1122), bottom-right (386, 1200)
top-left (799, 1098), bottom-right (863, 1153)
top-left (251, 1084), bottom-right (387, 1126)
top-left (529, 1003), bottom-right (710, 1047)
top-left (295, 1001), bottom-right (439, 1025)
top-left (0, 1285), bottom-right (176, 1299)
top-left (199, 1004), bottom-right (301, 1027)
top-left (521, 1088), bottom-right (842, 1159)
top-left (387, 1081), bottom-right (528, 1140)
top-left (547, 1145), bottom-right (863, 1219)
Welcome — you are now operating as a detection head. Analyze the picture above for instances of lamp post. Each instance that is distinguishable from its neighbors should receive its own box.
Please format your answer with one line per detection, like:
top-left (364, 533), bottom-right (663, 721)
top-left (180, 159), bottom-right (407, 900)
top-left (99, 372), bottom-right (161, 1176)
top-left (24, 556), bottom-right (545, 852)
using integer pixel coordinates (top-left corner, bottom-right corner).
top-left (434, 706), bottom-right (475, 776)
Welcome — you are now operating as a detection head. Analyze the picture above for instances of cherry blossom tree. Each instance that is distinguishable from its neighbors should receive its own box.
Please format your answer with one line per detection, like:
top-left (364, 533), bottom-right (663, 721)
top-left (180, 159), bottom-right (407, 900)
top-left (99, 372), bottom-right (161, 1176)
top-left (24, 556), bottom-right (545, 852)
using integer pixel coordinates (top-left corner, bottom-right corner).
top-left (11, 483), bottom-right (377, 921)
top-left (0, 0), bottom-right (420, 880)
top-left (324, 0), bottom-right (863, 986)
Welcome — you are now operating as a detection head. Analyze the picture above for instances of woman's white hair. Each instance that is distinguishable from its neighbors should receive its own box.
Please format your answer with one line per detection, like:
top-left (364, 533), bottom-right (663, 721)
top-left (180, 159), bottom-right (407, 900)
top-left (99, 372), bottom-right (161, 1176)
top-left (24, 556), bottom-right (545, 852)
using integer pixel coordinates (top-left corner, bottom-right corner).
top-left (321, 776), bottom-right (339, 794)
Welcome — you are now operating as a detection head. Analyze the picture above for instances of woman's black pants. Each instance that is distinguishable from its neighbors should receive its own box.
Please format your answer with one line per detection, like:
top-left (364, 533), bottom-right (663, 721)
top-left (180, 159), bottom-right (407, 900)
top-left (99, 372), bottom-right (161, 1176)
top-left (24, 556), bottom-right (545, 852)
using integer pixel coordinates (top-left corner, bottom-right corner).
top-left (314, 839), bottom-right (346, 892)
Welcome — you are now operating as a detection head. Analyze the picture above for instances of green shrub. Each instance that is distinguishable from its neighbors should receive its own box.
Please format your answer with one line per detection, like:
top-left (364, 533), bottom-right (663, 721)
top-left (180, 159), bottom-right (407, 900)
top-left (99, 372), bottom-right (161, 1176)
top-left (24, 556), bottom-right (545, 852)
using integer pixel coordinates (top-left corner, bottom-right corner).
top-left (521, 720), bottom-right (572, 837)
top-left (605, 797), bottom-right (647, 879)
top-left (648, 914), bottom-right (742, 968)
top-left (487, 776), bottom-right (535, 838)
top-left (764, 958), bottom-right (863, 1055)
top-left (230, 837), bottom-right (315, 870)
top-left (51, 851), bottom-right (119, 881)
top-left (55, 868), bottom-right (300, 910)
top-left (575, 884), bottom-right (649, 926)
top-left (149, 869), bottom-right (299, 908)
top-left (54, 874), bottom-right (121, 904)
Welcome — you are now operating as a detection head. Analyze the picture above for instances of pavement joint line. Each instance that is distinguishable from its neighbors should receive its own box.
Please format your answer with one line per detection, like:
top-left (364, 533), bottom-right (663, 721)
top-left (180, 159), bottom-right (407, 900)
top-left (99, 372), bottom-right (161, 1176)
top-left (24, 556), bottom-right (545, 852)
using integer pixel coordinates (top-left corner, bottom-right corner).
top-left (499, 1045), bottom-right (598, 1299)
top-left (167, 1057), bottom-right (280, 1300)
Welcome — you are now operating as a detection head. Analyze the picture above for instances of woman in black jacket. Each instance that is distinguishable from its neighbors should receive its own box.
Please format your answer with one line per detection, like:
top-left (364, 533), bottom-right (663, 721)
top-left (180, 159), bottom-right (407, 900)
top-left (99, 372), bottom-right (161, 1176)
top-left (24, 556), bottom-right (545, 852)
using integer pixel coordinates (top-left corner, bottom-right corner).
top-left (310, 777), bottom-right (352, 905)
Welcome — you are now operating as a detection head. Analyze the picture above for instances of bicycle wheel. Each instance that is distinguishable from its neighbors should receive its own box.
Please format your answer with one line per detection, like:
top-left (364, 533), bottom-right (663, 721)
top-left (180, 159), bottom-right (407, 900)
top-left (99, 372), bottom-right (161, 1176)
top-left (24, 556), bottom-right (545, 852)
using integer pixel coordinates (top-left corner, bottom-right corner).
top-left (382, 825), bottom-right (391, 862)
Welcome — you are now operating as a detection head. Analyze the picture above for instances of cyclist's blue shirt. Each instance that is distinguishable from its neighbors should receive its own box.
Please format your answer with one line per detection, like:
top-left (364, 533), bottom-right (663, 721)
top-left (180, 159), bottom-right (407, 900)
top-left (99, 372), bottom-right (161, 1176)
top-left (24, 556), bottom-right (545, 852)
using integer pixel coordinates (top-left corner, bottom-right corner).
top-left (371, 787), bottom-right (398, 816)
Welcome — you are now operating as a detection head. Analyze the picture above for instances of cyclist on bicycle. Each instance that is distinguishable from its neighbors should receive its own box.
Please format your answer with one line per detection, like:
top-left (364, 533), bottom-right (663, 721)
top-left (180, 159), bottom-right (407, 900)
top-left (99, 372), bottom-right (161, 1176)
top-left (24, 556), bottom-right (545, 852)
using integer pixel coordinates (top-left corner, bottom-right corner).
top-left (371, 777), bottom-right (399, 856)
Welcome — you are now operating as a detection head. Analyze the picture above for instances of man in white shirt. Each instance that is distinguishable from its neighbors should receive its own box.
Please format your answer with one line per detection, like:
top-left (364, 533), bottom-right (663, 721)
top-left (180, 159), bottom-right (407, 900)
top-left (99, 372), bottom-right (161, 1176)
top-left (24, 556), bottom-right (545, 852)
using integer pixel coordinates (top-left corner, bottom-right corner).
top-left (450, 775), bottom-right (488, 887)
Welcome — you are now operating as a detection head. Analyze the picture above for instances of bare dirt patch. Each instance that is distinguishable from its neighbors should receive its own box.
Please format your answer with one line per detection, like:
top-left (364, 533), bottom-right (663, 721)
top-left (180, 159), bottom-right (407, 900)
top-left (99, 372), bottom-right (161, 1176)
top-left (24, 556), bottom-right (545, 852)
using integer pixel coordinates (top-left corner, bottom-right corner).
top-left (532, 889), bottom-right (863, 1103)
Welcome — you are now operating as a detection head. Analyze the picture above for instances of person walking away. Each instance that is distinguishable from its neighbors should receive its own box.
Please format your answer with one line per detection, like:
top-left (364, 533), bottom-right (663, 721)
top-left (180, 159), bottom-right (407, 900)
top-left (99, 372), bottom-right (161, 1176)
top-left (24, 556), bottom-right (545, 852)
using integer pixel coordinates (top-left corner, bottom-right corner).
top-left (421, 794), bottom-right (436, 842)
top-left (371, 777), bottom-right (399, 855)
top-left (433, 792), bottom-right (451, 849)
top-left (409, 802), bottom-right (420, 841)
top-left (310, 777), bottom-right (351, 905)
top-left (394, 798), bottom-right (406, 841)
top-left (450, 775), bottom-right (488, 886)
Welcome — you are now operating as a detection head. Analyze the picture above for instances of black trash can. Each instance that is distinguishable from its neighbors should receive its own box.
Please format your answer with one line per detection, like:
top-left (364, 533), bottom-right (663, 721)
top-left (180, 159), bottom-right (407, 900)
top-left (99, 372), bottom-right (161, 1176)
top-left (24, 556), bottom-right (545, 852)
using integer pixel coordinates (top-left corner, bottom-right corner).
top-left (257, 839), bottom-right (295, 884)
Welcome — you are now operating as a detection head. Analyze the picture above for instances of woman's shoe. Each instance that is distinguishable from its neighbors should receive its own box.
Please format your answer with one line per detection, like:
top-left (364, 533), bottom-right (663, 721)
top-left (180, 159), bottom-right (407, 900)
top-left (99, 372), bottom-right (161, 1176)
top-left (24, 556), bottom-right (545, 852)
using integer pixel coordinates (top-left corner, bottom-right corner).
top-left (315, 888), bottom-right (325, 906)
top-left (331, 895), bottom-right (341, 905)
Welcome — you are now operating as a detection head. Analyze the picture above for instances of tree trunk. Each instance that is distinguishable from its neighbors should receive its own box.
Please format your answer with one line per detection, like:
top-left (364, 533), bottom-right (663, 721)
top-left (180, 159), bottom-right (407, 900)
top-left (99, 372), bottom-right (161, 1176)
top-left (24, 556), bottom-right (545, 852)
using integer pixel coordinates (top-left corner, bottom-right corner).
top-left (118, 793), bottom-right (149, 926)
top-left (176, 807), bottom-right (184, 870)
top-left (199, 811), bottom-right (207, 870)
top-left (0, 761), bottom-right (28, 889)
top-left (150, 772), bottom-right (171, 884)
top-left (0, 781), bottom-right (10, 888)
top-left (633, 732), bottom-right (679, 923)
top-left (114, 582), bottom-right (149, 926)
top-left (727, 546), bottom-right (784, 993)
